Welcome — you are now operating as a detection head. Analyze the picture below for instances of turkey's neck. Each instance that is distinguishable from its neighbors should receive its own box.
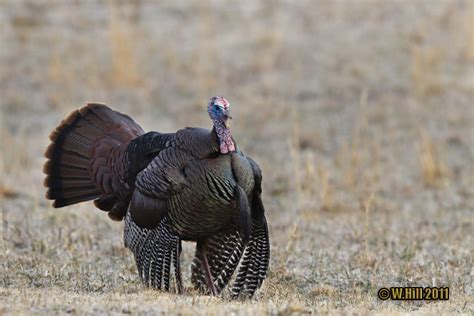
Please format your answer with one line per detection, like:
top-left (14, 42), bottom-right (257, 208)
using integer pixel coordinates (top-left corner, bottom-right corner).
top-left (213, 120), bottom-right (235, 154)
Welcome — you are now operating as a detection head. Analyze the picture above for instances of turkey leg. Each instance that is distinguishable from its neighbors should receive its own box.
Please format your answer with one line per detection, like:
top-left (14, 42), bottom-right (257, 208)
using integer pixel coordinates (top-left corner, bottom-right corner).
top-left (173, 239), bottom-right (184, 294)
top-left (196, 241), bottom-right (218, 296)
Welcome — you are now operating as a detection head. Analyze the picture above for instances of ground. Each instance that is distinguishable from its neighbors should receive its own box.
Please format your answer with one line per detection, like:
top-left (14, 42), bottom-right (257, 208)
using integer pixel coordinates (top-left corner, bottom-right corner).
top-left (0, 0), bottom-right (473, 314)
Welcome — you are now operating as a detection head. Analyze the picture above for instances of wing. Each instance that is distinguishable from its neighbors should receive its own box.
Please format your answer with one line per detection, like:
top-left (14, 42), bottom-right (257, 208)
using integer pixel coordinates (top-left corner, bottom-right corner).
top-left (124, 212), bottom-right (183, 292)
top-left (231, 157), bottom-right (270, 298)
top-left (94, 131), bottom-right (174, 220)
top-left (129, 147), bottom-right (192, 229)
top-left (191, 226), bottom-right (244, 294)
top-left (231, 215), bottom-right (270, 298)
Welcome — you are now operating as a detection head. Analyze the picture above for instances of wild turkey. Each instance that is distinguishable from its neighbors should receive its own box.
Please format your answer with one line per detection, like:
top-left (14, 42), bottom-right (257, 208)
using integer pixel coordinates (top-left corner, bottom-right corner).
top-left (43, 97), bottom-right (270, 298)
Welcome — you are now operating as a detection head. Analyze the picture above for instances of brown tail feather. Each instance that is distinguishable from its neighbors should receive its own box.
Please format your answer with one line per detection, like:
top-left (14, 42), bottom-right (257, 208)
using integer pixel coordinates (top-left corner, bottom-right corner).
top-left (44, 151), bottom-right (89, 168)
top-left (44, 103), bottom-right (144, 209)
top-left (46, 186), bottom-right (99, 199)
top-left (44, 177), bottom-right (96, 189)
top-left (53, 194), bottom-right (103, 208)
top-left (43, 162), bottom-right (89, 178)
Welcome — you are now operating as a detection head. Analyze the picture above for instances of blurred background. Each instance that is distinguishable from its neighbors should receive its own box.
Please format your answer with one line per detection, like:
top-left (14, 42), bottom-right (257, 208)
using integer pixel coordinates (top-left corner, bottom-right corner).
top-left (0, 1), bottom-right (473, 313)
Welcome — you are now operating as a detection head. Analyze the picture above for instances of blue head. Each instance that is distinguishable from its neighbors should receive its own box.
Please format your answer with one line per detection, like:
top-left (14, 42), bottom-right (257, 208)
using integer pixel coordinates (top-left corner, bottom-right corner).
top-left (208, 96), bottom-right (231, 126)
top-left (207, 96), bottom-right (235, 153)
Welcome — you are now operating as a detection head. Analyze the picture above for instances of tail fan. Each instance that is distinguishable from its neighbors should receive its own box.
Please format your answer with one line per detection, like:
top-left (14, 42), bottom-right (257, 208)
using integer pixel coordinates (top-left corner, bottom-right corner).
top-left (44, 103), bottom-right (144, 210)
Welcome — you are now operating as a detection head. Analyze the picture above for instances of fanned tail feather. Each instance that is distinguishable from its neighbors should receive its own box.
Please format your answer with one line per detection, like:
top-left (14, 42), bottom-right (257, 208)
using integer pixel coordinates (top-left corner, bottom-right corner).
top-left (43, 103), bottom-right (144, 211)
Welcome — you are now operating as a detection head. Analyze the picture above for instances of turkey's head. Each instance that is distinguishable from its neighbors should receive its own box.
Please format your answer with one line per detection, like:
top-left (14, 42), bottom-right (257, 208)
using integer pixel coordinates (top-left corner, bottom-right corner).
top-left (208, 96), bottom-right (231, 125)
top-left (208, 96), bottom-right (235, 154)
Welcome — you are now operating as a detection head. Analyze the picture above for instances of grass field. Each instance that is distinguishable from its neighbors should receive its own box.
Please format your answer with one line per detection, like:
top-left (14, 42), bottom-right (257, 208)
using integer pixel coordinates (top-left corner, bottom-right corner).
top-left (1, 0), bottom-right (473, 314)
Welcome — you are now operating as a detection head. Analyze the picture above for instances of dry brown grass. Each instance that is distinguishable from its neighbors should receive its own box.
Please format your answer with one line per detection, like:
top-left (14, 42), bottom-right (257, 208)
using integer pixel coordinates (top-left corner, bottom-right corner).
top-left (108, 2), bottom-right (141, 88)
top-left (411, 44), bottom-right (444, 98)
top-left (1, 0), bottom-right (473, 314)
top-left (418, 129), bottom-right (449, 187)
